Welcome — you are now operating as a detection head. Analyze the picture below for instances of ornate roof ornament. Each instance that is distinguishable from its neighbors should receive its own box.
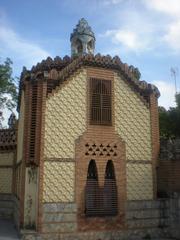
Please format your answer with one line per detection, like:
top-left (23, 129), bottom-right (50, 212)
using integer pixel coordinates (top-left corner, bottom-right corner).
top-left (70, 18), bottom-right (96, 57)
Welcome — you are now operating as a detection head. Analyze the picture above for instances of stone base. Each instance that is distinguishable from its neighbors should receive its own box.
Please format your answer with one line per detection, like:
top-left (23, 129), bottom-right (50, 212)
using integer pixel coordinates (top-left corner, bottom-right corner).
top-left (21, 228), bottom-right (167, 240)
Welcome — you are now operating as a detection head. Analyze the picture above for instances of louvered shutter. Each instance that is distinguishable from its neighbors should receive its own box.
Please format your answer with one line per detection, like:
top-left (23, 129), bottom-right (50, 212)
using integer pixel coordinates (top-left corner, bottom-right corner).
top-left (90, 78), bottom-right (112, 125)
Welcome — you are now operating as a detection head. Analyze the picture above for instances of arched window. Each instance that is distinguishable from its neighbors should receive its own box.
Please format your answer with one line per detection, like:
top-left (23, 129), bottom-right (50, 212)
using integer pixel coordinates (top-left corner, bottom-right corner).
top-left (104, 160), bottom-right (118, 216)
top-left (85, 160), bottom-right (99, 216)
top-left (76, 39), bottom-right (83, 54)
top-left (90, 78), bottom-right (112, 125)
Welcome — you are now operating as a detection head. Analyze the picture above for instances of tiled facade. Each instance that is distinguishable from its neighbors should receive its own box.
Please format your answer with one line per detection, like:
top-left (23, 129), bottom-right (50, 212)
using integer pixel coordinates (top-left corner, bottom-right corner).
top-left (114, 73), bottom-right (152, 161)
top-left (0, 152), bottom-right (14, 166)
top-left (0, 152), bottom-right (14, 193)
top-left (127, 163), bottom-right (153, 200)
top-left (0, 168), bottom-right (13, 193)
top-left (44, 69), bottom-right (87, 159)
top-left (43, 161), bottom-right (75, 202)
top-left (43, 68), bottom-right (154, 204)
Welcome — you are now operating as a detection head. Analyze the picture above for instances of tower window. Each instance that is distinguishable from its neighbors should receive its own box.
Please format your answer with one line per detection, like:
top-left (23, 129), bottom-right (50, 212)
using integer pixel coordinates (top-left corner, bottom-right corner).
top-left (90, 78), bottom-right (112, 125)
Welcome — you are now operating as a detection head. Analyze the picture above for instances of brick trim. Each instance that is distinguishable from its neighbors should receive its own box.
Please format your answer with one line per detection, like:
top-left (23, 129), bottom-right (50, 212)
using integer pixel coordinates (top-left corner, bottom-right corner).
top-left (44, 158), bottom-right (75, 162)
top-left (37, 80), bottom-right (47, 232)
top-left (75, 131), bottom-right (127, 231)
top-left (149, 93), bottom-right (160, 199)
top-left (87, 67), bottom-right (115, 129)
top-left (20, 82), bottom-right (31, 227)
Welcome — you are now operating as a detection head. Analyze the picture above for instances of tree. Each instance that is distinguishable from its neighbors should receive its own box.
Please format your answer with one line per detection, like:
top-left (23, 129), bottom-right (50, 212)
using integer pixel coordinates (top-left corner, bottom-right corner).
top-left (0, 58), bottom-right (18, 127)
top-left (159, 92), bottom-right (180, 139)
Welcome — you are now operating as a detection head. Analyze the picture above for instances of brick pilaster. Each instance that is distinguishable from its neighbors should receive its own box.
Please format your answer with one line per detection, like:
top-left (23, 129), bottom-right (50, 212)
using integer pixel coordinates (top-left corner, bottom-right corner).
top-left (149, 93), bottom-right (160, 199)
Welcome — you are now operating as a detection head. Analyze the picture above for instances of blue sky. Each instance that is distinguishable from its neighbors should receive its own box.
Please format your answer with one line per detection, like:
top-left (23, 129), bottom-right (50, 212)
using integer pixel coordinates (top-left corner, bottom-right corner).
top-left (0, 0), bottom-right (180, 116)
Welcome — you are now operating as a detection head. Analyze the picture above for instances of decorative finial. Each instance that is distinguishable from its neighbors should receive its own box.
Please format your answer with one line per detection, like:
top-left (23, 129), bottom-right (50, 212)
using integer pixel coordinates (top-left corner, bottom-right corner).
top-left (70, 18), bottom-right (95, 57)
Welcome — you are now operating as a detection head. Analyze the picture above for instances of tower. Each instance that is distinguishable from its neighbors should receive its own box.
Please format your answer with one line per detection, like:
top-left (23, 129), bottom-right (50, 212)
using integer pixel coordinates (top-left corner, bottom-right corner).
top-left (70, 18), bottom-right (95, 57)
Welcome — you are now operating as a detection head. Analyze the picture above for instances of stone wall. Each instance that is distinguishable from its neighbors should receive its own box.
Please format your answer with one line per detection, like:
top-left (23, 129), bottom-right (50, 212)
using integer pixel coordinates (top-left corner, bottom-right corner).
top-left (41, 203), bottom-right (77, 237)
top-left (0, 193), bottom-right (14, 219)
top-left (13, 195), bottom-right (20, 229)
top-left (167, 194), bottom-right (180, 238)
top-left (127, 199), bottom-right (169, 229)
top-left (22, 199), bottom-right (172, 240)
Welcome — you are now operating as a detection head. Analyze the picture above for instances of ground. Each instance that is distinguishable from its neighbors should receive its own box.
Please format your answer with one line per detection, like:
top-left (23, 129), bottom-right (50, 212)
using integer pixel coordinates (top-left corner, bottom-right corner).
top-left (0, 219), bottom-right (19, 240)
top-left (0, 219), bottom-right (175, 240)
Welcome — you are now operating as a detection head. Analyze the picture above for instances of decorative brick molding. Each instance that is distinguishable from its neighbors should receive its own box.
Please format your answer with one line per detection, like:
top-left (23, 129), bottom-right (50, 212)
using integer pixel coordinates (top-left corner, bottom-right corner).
top-left (149, 93), bottom-right (160, 198)
top-left (75, 130), bottom-right (127, 231)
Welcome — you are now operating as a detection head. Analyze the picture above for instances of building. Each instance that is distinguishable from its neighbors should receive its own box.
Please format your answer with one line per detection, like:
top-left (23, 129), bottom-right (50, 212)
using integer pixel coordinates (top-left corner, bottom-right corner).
top-left (0, 19), bottom-right (163, 239)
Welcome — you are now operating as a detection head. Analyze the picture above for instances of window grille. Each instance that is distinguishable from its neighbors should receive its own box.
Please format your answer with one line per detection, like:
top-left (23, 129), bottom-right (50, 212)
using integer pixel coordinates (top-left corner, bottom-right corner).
top-left (104, 160), bottom-right (118, 216)
top-left (85, 160), bottom-right (118, 217)
top-left (29, 83), bottom-right (38, 159)
top-left (85, 160), bottom-right (99, 216)
top-left (90, 78), bottom-right (112, 125)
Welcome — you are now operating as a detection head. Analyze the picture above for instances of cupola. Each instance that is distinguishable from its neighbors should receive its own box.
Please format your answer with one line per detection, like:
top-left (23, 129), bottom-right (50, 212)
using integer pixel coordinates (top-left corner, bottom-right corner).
top-left (70, 18), bottom-right (95, 57)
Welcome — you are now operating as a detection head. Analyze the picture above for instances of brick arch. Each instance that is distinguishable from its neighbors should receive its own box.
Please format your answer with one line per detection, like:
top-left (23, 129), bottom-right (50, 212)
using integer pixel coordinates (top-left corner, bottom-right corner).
top-left (75, 130), bottom-right (127, 231)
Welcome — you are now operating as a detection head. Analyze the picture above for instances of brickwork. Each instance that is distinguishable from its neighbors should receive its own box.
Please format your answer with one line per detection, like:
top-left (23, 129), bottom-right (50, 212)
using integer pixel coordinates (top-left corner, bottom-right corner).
top-left (75, 131), bottom-right (127, 231)
top-left (149, 93), bottom-right (160, 198)
top-left (37, 80), bottom-right (47, 232)
top-left (20, 81), bottom-right (31, 227)
top-left (17, 90), bottom-right (25, 163)
top-left (158, 161), bottom-right (180, 194)
top-left (158, 139), bottom-right (180, 195)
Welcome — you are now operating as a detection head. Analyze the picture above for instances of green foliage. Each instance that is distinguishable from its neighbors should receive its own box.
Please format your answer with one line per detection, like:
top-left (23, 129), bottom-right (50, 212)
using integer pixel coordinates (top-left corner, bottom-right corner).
top-left (0, 58), bottom-right (18, 111)
top-left (159, 92), bottom-right (180, 139)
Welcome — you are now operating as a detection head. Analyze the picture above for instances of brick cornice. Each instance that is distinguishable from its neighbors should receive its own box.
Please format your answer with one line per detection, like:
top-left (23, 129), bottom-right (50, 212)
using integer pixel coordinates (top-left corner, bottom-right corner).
top-left (19, 54), bottom-right (160, 109)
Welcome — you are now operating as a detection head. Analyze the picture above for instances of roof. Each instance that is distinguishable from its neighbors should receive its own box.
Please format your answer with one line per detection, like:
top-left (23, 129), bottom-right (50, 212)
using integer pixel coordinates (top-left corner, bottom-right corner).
top-left (18, 54), bottom-right (160, 110)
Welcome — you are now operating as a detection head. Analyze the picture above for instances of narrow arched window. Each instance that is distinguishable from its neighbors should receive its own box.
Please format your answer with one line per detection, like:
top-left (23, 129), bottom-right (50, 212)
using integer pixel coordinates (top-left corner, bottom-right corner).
top-left (90, 78), bottom-right (112, 125)
top-left (76, 39), bottom-right (83, 54)
top-left (104, 160), bottom-right (118, 216)
top-left (85, 160), bottom-right (99, 216)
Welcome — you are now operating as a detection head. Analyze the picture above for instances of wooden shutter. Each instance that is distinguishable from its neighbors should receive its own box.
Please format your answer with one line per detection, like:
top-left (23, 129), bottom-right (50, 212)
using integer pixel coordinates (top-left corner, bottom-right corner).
top-left (90, 78), bottom-right (112, 125)
top-left (85, 159), bottom-right (118, 217)
top-left (104, 160), bottom-right (118, 216)
top-left (29, 83), bottom-right (38, 161)
top-left (85, 160), bottom-right (99, 216)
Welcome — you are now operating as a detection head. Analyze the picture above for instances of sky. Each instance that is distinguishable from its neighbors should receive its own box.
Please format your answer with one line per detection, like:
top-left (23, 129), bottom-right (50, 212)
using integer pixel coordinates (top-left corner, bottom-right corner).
top-left (0, 0), bottom-right (180, 124)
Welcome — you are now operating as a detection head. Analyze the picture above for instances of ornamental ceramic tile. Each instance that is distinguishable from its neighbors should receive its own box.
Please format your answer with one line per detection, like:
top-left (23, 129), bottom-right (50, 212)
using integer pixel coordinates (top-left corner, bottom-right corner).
top-left (44, 70), bottom-right (87, 159)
